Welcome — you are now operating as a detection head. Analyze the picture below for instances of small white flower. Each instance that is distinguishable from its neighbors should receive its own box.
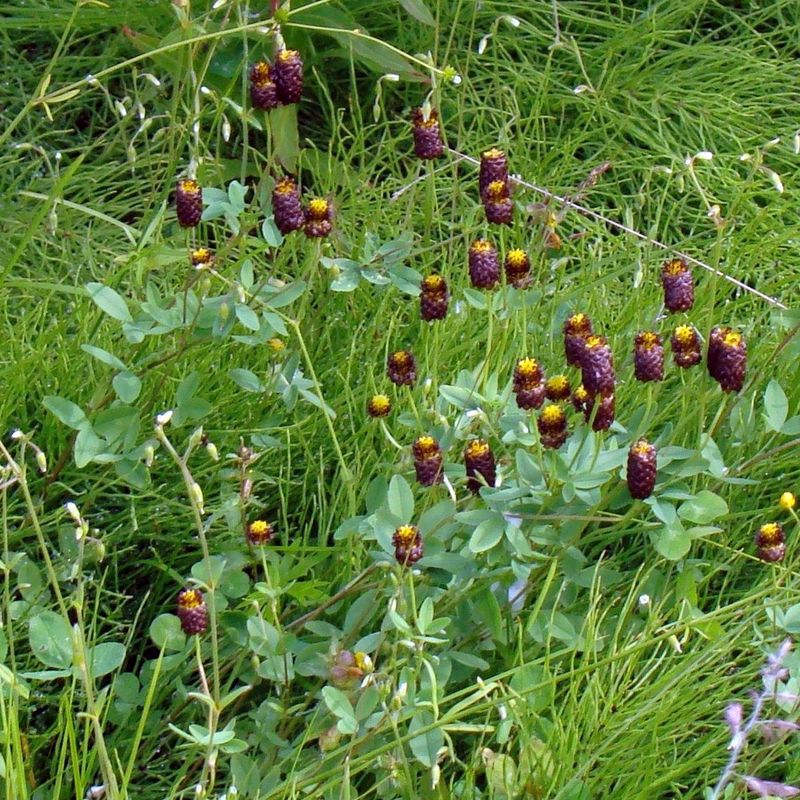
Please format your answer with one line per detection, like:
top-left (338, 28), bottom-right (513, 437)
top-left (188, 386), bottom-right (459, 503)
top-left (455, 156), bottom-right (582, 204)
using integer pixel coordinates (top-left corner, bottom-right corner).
top-left (573, 84), bottom-right (592, 94)
top-left (383, 73), bottom-right (400, 82)
top-left (477, 35), bottom-right (491, 54)
top-left (451, 73), bottom-right (462, 85)
top-left (762, 167), bottom-right (784, 193)
top-left (142, 73), bottom-right (161, 87)
top-left (794, 130), bottom-right (800, 155)
top-left (155, 409), bottom-right (173, 427)
top-left (503, 15), bottom-right (521, 27)
top-left (65, 502), bottom-right (82, 523)
top-left (85, 74), bottom-right (98, 86)
top-left (694, 150), bottom-right (713, 161)
top-left (200, 85), bottom-right (213, 96)
top-left (638, 594), bottom-right (650, 608)
top-left (114, 100), bottom-right (127, 118)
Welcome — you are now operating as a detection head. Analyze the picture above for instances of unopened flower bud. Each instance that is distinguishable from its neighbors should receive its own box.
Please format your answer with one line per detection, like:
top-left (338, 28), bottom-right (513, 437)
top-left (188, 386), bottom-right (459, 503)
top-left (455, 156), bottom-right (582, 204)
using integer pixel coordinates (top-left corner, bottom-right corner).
top-left (189, 482), bottom-right (205, 514)
top-left (206, 442), bottom-right (219, 461)
top-left (36, 451), bottom-right (47, 473)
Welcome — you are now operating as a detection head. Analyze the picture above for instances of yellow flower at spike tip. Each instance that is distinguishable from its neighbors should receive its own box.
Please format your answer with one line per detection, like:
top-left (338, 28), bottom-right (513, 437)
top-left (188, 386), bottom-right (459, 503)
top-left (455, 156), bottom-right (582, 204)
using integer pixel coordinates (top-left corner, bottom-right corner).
top-left (780, 492), bottom-right (796, 511)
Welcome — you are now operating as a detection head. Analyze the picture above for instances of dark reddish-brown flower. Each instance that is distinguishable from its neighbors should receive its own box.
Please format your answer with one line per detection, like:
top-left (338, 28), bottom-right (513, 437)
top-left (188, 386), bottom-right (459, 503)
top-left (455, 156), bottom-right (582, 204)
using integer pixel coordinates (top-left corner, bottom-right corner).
top-left (479, 148), bottom-right (508, 196)
top-left (537, 404), bottom-right (568, 449)
top-left (468, 239), bottom-right (500, 289)
top-left (273, 49), bottom-right (303, 104)
top-left (671, 324), bottom-right (702, 368)
top-left (387, 350), bottom-right (417, 387)
top-left (329, 650), bottom-right (373, 687)
top-left (367, 394), bottom-right (391, 418)
top-left (176, 178), bottom-right (202, 228)
top-left (272, 176), bottom-right (304, 234)
top-left (755, 522), bottom-right (786, 563)
top-left (249, 61), bottom-right (280, 110)
top-left (586, 392), bottom-right (615, 432)
top-left (563, 313), bottom-right (593, 366)
top-left (304, 197), bottom-right (332, 238)
top-left (464, 439), bottom-right (496, 494)
top-left (580, 335), bottom-right (616, 396)
top-left (411, 107), bottom-right (444, 160)
top-left (191, 247), bottom-right (214, 268)
top-left (392, 524), bottom-right (423, 566)
top-left (661, 258), bottom-right (694, 313)
top-left (246, 520), bottom-right (275, 546)
top-left (419, 274), bottom-right (449, 321)
top-left (504, 248), bottom-right (531, 288)
top-left (176, 588), bottom-right (208, 635)
top-left (412, 435), bottom-right (443, 486)
top-left (708, 326), bottom-right (746, 392)
top-left (483, 179), bottom-right (513, 226)
top-left (545, 375), bottom-right (571, 401)
top-left (634, 331), bottom-right (664, 382)
top-left (513, 358), bottom-right (545, 410)
top-left (627, 439), bottom-right (657, 499)
top-left (513, 358), bottom-right (543, 391)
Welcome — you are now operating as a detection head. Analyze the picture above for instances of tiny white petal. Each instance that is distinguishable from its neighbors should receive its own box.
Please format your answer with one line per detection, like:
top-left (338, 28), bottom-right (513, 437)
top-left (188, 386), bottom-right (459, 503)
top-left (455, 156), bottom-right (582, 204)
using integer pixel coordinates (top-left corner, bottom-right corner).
top-left (794, 131), bottom-right (800, 155)
top-left (694, 150), bottom-right (713, 161)
top-left (504, 15), bottom-right (521, 27)
top-left (451, 73), bottom-right (462, 85)
top-left (114, 100), bottom-right (127, 118)
top-left (638, 594), bottom-right (650, 608)
top-left (477, 35), bottom-right (490, 54)
top-left (763, 167), bottom-right (784, 193)
top-left (384, 73), bottom-right (400, 82)
top-left (739, 153), bottom-right (752, 161)
top-left (143, 73), bottom-right (161, 87)
top-left (212, 0), bottom-right (227, 7)
top-left (200, 85), bottom-right (212, 96)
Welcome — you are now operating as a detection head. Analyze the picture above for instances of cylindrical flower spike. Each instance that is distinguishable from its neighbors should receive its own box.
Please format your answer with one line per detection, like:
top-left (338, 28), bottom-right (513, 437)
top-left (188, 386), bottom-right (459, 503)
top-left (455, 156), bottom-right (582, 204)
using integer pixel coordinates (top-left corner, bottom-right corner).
top-left (246, 520), bottom-right (275, 546)
top-left (272, 176), bottom-right (305, 234)
top-left (483, 179), bottom-right (513, 225)
top-left (545, 375), bottom-right (571, 401)
top-left (661, 258), bottom-right (694, 313)
top-left (464, 439), bottom-right (496, 494)
top-left (537, 404), bottom-right (568, 449)
top-left (176, 178), bottom-right (203, 228)
top-left (367, 394), bottom-right (392, 418)
top-left (479, 148), bottom-right (509, 196)
top-left (412, 435), bottom-right (444, 486)
top-left (671, 324), bottom-right (702, 368)
top-left (392, 524), bottom-right (423, 566)
top-left (304, 197), bottom-right (332, 238)
top-left (634, 331), bottom-right (664, 382)
top-left (627, 439), bottom-right (657, 499)
top-left (563, 313), bottom-right (593, 366)
top-left (587, 392), bottom-right (615, 431)
top-left (468, 239), bottom-right (500, 289)
top-left (516, 385), bottom-right (546, 410)
top-left (708, 326), bottom-right (747, 392)
top-left (176, 588), bottom-right (208, 635)
top-left (387, 350), bottom-right (417, 387)
top-left (419, 274), bottom-right (449, 321)
top-left (755, 522), bottom-right (786, 563)
top-left (411, 107), bottom-right (444, 160)
top-left (249, 61), bottom-right (280, 110)
top-left (504, 248), bottom-right (531, 288)
top-left (273, 49), bottom-right (304, 104)
top-left (580, 335), bottom-right (616, 396)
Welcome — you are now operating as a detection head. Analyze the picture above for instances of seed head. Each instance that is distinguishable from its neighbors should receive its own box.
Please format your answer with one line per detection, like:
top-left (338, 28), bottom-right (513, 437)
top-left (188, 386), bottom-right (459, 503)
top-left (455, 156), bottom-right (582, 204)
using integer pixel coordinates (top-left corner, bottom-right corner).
top-left (586, 392), bottom-right (615, 431)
